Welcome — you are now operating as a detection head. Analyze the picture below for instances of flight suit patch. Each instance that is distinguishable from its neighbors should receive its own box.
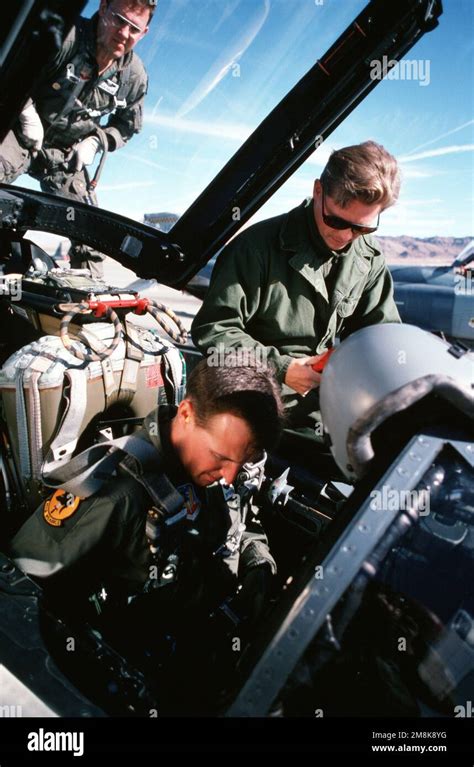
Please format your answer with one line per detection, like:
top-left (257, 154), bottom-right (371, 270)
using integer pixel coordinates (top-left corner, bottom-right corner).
top-left (43, 489), bottom-right (81, 527)
top-left (177, 483), bottom-right (201, 521)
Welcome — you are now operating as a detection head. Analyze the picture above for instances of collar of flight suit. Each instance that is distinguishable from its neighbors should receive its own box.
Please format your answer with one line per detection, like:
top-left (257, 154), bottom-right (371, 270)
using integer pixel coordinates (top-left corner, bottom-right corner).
top-left (143, 404), bottom-right (176, 458)
top-left (279, 198), bottom-right (381, 309)
top-left (142, 404), bottom-right (200, 491)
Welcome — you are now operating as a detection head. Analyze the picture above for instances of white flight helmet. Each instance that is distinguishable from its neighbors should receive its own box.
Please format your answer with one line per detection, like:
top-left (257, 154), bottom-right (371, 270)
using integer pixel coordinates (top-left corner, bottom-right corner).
top-left (320, 324), bottom-right (474, 481)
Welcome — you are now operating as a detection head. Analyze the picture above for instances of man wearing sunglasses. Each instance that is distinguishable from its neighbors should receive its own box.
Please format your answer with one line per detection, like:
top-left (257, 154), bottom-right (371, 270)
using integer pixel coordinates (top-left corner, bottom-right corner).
top-left (192, 141), bottom-right (401, 444)
top-left (0, 0), bottom-right (154, 277)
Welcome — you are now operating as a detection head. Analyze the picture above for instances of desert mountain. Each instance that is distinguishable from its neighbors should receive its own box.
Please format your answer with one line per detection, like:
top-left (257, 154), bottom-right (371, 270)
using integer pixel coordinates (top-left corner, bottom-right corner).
top-left (378, 235), bottom-right (472, 264)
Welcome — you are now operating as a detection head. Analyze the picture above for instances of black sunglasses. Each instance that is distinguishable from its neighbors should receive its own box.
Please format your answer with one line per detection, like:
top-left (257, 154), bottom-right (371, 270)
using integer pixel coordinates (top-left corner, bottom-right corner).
top-left (321, 186), bottom-right (380, 235)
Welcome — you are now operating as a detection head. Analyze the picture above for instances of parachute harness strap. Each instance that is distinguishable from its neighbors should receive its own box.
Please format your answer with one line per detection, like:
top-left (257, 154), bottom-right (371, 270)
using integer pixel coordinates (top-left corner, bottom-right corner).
top-left (58, 296), bottom-right (188, 361)
top-left (145, 300), bottom-right (187, 344)
top-left (60, 302), bottom-right (122, 362)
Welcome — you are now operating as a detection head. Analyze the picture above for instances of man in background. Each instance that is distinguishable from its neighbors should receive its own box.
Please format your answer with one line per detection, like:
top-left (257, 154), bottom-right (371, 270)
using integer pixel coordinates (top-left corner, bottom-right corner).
top-left (0, 0), bottom-right (154, 277)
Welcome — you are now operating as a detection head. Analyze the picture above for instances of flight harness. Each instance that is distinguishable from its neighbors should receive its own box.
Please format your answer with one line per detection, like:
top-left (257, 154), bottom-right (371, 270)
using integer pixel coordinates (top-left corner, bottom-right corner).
top-left (0, 289), bottom-right (187, 514)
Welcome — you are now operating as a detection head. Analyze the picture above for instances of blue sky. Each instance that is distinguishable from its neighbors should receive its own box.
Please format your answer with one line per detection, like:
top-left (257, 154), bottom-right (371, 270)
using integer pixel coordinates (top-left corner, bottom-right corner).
top-left (18, 0), bottom-right (474, 238)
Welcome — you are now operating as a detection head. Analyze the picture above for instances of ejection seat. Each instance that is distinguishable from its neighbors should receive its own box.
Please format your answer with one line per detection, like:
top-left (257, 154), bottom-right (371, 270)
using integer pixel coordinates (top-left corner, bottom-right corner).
top-left (0, 237), bottom-right (186, 530)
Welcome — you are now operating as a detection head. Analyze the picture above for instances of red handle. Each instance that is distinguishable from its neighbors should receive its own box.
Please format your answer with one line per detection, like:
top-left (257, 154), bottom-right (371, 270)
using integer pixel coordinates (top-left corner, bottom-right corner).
top-left (311, 347), bottom-right (335, 373)
top-left (86, 297), bottom-right (150, 317)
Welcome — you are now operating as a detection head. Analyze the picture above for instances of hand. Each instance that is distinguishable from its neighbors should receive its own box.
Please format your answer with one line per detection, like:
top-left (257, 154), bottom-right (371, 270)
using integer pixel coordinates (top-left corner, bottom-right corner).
top-left (284, 356), bottom-right (322, 395)
top-left (72, 136), bottom-right (100, 171)
top-left (18, 102), bottom-right (44, 153)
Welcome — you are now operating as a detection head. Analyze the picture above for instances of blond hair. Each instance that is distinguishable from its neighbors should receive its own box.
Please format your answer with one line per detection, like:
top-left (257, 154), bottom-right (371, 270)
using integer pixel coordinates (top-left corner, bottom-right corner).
top-left (320, 141), bottom-right (400, 210)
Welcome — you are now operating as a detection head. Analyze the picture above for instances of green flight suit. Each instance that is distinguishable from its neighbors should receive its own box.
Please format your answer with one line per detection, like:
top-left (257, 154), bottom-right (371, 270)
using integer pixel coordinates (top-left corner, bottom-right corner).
top-left (9, 406), bottom-right (275, 601)
top-left (32, 12), bottom-right (148, 153)
top-left (0, 13), bottom-right (147, 179)
top-left (0, 13), bottom-right (148, 277)
top-left (192, 199), bottom-right (400, 434)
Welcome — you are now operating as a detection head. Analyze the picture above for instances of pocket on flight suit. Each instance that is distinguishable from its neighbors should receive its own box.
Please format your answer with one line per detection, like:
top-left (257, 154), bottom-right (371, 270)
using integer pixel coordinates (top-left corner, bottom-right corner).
top-left (336, 296), bottom-right (358, 318)
top-left (42, 171), bottom-right (88, 203)
top-left (335, 293), bottom-right (363, 335)
top-left (67, 175), bottom-right (89, 201)
top-left (0, 130), bottom-right (32, 183)
top-left (33, 148), bottom-right (88, 203)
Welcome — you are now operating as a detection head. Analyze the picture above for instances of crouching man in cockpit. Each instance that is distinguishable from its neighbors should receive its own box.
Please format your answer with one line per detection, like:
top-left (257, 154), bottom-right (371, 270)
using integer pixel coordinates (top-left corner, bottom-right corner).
top-left (8, 360), bottom-right (284, 711)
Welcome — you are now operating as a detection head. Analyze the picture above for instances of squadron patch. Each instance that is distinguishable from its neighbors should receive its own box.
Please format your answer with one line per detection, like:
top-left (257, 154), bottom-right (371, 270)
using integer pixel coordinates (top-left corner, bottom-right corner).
top-left (177, 483), bottom-right (201, 521)
top-left (43, 489), bottom-right (81, 527)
